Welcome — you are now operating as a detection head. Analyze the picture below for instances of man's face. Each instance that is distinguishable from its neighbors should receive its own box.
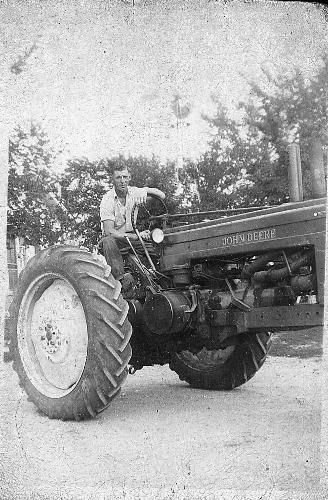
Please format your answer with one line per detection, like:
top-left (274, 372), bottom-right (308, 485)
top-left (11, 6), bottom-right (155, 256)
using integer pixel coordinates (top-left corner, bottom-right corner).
top-left (112, 169), bottom-right (130, 195)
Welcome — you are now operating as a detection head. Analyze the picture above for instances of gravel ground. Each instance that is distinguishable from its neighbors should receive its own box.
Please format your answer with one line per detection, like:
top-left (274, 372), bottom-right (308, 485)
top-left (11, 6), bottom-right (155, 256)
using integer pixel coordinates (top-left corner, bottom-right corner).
top-left (0, 327), bottom-right (325, 499)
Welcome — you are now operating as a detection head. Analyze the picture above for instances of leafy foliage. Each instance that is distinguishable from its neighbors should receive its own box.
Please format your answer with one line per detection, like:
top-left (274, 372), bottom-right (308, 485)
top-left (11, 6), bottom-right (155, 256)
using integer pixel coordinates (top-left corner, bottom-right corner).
top-left (59, 157), bottom-right (111, 249)
top-left (8, 123), bottom-right (62, 246)
top-left (181, 102), bottom-right (255, 212)
top-left (239, 56), bottom-right (328, 202)
top-left (184, 55), bottom-right (328, 209)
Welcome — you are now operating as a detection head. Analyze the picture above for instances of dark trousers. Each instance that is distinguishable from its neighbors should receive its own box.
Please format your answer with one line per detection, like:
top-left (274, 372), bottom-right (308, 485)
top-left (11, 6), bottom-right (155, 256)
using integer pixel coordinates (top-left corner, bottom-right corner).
top-left (99, 235), bottom-right (128, 280)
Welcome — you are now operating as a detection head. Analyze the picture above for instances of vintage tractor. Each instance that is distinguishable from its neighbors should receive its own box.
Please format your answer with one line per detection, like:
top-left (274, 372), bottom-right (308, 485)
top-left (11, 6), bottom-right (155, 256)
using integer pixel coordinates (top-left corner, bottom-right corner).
top-left (6, 144), bottom-right (326, 420)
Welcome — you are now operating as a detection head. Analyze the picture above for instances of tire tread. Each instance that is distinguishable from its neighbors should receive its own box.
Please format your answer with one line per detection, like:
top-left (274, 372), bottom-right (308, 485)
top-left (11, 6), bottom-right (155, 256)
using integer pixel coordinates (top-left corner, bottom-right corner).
top-left (8, 245), bottom-right (132, 421)
top-left (170, 331), bottom-right (272, 391)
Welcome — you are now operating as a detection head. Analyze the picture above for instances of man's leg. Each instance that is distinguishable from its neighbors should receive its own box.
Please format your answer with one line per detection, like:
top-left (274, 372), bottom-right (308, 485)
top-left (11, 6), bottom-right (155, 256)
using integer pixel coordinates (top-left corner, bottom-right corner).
top-left (100, 235), bottom-right (126, 280)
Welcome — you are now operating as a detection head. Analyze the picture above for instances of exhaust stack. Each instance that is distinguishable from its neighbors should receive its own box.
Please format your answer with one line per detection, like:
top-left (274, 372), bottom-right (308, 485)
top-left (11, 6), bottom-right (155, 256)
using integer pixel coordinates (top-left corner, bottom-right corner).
top-left (288, 143), bottom-right (303, 202)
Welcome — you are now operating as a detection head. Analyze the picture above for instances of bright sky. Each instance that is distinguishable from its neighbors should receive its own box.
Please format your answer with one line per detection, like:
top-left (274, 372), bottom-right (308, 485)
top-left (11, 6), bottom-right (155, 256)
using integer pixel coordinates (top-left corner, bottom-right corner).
top-left (1, 0), bottom-right (327, 169)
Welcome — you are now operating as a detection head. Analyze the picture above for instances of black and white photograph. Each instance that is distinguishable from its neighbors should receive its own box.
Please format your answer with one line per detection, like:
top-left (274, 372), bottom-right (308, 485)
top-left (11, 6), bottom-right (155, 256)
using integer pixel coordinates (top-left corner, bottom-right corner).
top-left (0, 1), bottom-right (327, 498)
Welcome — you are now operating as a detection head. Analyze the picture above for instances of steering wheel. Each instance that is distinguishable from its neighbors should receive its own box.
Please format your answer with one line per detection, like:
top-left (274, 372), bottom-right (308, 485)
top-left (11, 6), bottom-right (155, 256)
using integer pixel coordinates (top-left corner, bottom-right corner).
top-left (131, 194), bottom-right (168, 235)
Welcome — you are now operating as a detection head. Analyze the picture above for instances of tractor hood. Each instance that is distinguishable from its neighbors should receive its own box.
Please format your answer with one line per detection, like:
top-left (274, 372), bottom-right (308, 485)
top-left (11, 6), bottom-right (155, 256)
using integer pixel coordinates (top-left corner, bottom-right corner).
top-left (161, 198), bottom-right (326, 272)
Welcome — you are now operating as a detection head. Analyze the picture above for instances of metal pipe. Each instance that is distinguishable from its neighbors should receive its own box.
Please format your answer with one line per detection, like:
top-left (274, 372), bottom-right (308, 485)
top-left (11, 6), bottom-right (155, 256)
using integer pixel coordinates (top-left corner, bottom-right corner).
top-left (241, 251), bottom-right (280, 279)
top-left (133, 229), bottom-right (157, 271)
top-left (252, 250), bottom-right (313, 284)
top-left (288, 144), bottom-right (302, 202)
top-left (296, 144), bottom-right (303, 201)
top-left (310, 140), bottom-right (327, 199)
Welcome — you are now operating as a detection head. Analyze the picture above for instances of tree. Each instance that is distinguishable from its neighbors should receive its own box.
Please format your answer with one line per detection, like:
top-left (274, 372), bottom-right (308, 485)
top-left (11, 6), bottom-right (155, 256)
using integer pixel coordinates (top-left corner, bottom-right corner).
top-left (185, 55), bottom-right (328, 210)
top-left (60, 157), bottom-right (111, 249)
top-left (181, 102), bottom-right (257, 212)
top-left (8, 122), bottom-right (62, 246)
top-left (239, 55), bottom-right (328, 202)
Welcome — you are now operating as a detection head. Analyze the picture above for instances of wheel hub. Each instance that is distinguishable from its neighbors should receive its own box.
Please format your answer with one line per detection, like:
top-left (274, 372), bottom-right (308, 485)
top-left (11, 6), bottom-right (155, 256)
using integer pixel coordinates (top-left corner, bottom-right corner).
top-left (39, 318), bottom-right (69, 360)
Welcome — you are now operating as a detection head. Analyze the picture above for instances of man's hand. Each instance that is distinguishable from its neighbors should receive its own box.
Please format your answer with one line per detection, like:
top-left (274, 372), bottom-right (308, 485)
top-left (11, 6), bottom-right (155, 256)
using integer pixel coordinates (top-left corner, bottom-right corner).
top-left (139, 229), bottom-right (151, 241)
top-left (133, 192), bottom-right (148, 206)
top-left (124, 233), bottom-right (138, 241)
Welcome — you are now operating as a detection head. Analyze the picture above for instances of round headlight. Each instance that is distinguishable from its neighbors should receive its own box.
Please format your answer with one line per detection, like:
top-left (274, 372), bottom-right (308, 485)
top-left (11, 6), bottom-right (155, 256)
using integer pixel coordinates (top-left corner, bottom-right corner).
top-left (151, 228), bottom-right (164, 244)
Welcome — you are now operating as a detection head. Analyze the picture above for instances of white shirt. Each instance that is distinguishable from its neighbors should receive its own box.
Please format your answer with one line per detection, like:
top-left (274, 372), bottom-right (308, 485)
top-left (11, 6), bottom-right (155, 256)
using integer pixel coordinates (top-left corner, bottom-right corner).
top-left (100, 186), bottom-right (148, 233)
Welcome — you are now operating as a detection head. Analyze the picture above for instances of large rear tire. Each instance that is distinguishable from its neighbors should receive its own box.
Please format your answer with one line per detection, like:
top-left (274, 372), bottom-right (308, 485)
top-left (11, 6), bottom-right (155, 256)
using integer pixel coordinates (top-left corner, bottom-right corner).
top-left (169, 331), bottom-right (272, 390)
top-left (8, 245), bottom-right (132, 420)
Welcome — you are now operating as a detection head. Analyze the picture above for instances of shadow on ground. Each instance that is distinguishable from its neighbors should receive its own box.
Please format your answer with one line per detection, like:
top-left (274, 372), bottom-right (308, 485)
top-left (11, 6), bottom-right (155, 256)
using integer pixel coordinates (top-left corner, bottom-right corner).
top-left (270, 326), bottom-right (322, 359)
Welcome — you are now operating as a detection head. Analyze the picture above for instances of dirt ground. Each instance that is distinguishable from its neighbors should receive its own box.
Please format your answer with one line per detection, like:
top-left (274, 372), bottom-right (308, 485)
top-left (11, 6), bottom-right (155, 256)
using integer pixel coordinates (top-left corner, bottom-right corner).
top-left (0, 327), bottom-right (326, 499)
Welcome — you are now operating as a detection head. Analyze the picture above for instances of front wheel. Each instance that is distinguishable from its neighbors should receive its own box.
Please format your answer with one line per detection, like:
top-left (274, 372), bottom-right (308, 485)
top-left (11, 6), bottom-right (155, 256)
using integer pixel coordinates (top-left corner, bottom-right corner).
top-left (169, 331), bottom-right (272, 390)
top-left (8, 245), bottom-right (132, 420)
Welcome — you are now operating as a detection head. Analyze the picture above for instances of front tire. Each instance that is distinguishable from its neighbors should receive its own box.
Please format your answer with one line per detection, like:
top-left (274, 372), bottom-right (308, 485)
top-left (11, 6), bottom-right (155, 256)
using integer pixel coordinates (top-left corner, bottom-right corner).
top-left (8, 245), bottom-right (132, 420)
top-left (170, 331), bottom-right (272, 390)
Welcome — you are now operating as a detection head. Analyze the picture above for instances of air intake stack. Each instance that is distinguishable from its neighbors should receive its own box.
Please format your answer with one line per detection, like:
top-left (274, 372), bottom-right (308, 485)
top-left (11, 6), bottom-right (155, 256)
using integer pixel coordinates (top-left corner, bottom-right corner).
top-left (288, 141), bottom-right (327, 201)
top-left (309, 140), bottom-right (326, 199)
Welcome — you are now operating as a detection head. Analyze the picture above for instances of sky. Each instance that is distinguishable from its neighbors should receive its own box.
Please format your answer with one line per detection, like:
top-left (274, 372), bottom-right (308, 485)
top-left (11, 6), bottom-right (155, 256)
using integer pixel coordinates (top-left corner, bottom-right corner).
top-left (1, 0), bottom-right (327, 169)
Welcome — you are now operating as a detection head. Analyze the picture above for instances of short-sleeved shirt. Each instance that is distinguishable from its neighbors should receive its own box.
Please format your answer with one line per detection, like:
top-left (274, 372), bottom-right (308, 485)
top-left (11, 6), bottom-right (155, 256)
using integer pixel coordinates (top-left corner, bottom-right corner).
top-left (100, 186), bottom-right (148, 233)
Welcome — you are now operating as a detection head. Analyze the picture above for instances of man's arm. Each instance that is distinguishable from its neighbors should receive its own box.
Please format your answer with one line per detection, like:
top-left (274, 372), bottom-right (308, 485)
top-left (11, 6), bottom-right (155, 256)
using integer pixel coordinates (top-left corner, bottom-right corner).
top-left (146, 187), bottom-right (165, 200)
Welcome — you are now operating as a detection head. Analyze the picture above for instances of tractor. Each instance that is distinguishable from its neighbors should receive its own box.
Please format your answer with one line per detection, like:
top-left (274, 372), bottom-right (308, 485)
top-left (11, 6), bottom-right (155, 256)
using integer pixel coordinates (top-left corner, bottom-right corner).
top-left (6, 144), bottom-right (326, 420)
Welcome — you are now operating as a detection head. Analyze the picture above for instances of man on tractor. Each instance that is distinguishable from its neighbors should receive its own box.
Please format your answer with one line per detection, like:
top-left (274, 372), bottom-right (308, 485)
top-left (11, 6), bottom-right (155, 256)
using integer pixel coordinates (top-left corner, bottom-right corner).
top-left (99, 165), bottom-right (165, 293)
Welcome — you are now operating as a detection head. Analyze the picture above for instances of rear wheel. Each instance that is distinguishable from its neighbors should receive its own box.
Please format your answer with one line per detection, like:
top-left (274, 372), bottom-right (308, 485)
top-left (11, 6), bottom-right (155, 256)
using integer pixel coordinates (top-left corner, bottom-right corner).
top-left (8, 245), bottom-right (132, 420)
top-left (170, 331), bottom-right (272, 390)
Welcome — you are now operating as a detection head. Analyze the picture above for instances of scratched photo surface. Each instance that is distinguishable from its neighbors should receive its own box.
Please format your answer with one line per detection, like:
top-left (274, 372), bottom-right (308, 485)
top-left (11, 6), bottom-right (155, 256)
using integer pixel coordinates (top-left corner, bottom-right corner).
top-left (1, 1), bottom-right (327, 499)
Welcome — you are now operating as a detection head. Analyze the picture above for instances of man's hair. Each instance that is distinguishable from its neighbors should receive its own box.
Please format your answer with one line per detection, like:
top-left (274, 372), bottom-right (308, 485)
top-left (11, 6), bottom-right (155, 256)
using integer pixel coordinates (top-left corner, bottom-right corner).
top-left (106, 159), bottom-right (130, 177)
